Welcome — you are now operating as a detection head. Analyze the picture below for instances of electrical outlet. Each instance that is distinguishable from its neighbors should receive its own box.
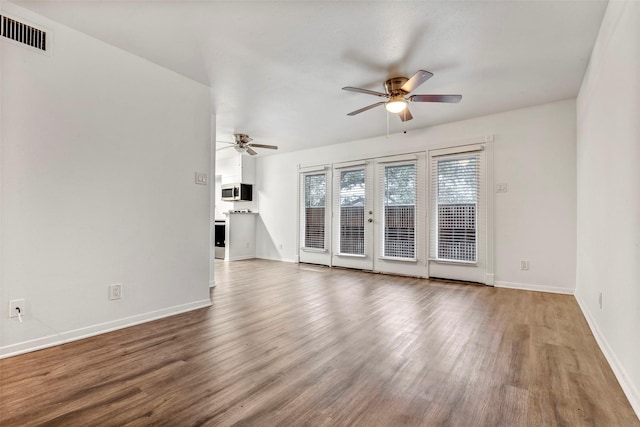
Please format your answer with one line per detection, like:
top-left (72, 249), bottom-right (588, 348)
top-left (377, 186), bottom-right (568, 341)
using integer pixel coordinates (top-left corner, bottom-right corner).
top-left (109, 283), bottom-right (122, 300)
top-left (520, 260), bottom-right (529, 270)
top-left (9, 299), bottom-right (26, 318)
top-left (496, 183), bottom-right (508, 193)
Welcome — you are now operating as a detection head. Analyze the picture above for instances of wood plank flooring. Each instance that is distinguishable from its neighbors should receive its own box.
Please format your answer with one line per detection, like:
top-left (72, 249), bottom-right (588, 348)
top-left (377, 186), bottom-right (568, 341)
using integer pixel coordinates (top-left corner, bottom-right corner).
top-left (0, 259), bottom-right (637, 426)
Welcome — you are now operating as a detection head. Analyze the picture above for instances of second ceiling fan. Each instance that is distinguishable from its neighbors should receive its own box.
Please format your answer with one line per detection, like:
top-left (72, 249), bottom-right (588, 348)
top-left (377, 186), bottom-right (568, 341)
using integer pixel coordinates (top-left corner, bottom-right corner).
top-left (217, 133), bottom-right (278, 156)
top-left (343, 70), bottom-right (462, 122)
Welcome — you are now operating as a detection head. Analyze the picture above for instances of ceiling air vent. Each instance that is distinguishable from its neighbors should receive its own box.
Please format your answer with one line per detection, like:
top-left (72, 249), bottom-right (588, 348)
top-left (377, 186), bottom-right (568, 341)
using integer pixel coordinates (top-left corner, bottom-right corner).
top-left (1, 14), bottom-right (47, 51)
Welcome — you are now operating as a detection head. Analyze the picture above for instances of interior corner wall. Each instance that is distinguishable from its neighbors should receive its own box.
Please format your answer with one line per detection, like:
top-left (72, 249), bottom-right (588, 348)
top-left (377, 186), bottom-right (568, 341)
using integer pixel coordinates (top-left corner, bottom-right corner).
top-left (0, 4), bottom-right (212, 358)
top-left (575, 0), bottom-right (640, 418)
top-left (255, 99), bottom-right (577, 294)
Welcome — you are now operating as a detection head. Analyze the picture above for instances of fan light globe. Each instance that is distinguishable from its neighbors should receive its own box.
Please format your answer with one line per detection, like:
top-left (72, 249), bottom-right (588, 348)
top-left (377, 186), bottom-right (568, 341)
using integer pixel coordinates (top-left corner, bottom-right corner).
top-left (385, 98), bottom-right (408, 113)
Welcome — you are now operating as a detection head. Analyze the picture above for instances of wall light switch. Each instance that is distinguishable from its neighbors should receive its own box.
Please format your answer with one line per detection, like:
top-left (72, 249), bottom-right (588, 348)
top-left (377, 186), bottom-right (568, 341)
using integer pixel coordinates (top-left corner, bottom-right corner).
top-left (496, 183), bottom-right (508, 193)
top-left (195, 172), bottom-right (208, 185)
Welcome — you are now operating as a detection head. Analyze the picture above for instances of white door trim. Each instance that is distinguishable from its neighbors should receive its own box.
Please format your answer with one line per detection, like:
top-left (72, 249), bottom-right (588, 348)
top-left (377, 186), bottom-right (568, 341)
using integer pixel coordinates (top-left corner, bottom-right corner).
top-left (426, 135), bottom-right (494, 285)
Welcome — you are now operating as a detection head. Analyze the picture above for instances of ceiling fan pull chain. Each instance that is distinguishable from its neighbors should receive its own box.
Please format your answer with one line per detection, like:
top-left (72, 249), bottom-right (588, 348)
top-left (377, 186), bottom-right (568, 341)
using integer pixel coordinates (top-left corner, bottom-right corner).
top-left (386, 110), bottom-right (390, 138)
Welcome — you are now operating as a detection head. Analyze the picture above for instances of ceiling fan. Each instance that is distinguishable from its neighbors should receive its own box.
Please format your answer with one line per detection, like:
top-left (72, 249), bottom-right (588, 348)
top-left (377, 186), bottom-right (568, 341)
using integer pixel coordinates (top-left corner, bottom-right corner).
top-left (216, 133), bottom-right (278, 156)
top-left (342, 70), bottom-right (462, 122)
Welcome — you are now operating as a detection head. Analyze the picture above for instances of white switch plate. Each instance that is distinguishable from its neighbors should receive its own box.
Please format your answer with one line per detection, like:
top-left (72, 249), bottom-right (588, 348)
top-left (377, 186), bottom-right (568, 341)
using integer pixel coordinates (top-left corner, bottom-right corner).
top-left (195, 172), bottom-right (208, 185)
top-left (496, 183), bottom-right (508, 193)
top-left (520, 260), bottom-right (529, 270)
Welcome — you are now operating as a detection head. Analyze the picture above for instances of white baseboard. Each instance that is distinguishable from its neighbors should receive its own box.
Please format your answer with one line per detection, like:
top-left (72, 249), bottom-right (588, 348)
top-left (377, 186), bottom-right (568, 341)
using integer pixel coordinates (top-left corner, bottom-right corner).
top-left (227, 254), bottom-right (257, 261)
top-left (209, 280), bottom-right (216, 288)
top-left (575, 294), bottom-right (640, 420)
top-left (494, 280), bottom-right (574, 295)
top-left (0, 299), bottom-right (212, 359)
top-left (255, 255), bottom-right (297, 263)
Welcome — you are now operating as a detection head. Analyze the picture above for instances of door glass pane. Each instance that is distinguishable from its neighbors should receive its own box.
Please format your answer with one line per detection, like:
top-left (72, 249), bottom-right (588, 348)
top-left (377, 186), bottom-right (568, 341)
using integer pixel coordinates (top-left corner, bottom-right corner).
top-left (384, 164), bottom-right (416, 258)
top-left (304, 173), bottom-right (325, 249)
top-left (437, 156), bottom-right (478, 262)
top-left (340, 169), bottom-right (365, 254)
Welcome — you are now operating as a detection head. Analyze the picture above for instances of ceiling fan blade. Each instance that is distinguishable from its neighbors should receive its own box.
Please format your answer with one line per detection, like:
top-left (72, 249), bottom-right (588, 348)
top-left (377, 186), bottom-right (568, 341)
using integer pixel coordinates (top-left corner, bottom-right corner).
top-left (216, 145), bottom-right (236, 151)
top-left (347, 101), bottom-right (386, 116)
top-left (400, 70), bottom-right (433, 93)
top-left (410, 94), bottom-right (462, 103)
top-left (245, 147), bottom-right (258, 156)
top-left (248, 143), bottom-right (278, 150)
top-left (398, 108), bottom-right (413, 122)
top-left (342, 87), bottom-right (388, 98)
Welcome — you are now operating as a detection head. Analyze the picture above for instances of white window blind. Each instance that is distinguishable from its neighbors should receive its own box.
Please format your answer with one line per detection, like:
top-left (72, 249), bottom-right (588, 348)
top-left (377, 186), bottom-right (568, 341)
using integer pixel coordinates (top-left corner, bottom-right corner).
top-left (300, 172), bottom-right (327, 249)
top-left (430, 152), bottom-right (480, 262)
top-left (379, 162), bottom-right (417, 259)
top-left (335, 167), bottom-right (366, 255)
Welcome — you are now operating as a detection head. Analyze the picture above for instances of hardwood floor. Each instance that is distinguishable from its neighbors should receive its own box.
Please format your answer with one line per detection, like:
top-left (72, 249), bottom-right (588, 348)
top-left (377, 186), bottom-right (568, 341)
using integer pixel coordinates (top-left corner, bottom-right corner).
top-left (1, 259), bottom-right (637, 426)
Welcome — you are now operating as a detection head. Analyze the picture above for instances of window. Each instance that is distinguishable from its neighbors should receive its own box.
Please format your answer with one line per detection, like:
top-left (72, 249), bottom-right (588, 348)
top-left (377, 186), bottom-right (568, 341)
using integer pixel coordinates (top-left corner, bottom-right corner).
top-left (382, 163), bottom-right (416, 259)
top-left (339, 168), bottom-right (365, 255)
top-left (431, 153), bottom-right (479, 262)
top-left (303, 173), bottom-right (326, 249)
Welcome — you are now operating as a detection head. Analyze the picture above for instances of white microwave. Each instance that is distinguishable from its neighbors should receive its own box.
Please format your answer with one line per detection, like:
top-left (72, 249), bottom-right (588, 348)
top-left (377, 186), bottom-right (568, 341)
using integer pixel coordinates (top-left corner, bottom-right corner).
top-left (221, 183), bottom-right (253, 201)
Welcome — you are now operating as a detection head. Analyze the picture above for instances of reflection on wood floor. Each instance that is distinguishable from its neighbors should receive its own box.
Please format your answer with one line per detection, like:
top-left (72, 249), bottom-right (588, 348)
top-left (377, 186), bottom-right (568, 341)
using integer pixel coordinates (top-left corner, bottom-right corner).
top-left (1, 259), bottom-right (638, 426)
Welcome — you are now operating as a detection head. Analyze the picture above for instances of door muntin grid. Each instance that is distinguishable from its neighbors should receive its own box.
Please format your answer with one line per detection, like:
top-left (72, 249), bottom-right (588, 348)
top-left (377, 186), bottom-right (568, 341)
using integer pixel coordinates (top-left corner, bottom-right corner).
top-left (304, 173), bottom-right (326, 249)
top-left (339, 169), bottom-right (365, 255)
top-left (383, 164), bottom-right (416, 259)
top-left (436, 156), bottom-right (478, 262)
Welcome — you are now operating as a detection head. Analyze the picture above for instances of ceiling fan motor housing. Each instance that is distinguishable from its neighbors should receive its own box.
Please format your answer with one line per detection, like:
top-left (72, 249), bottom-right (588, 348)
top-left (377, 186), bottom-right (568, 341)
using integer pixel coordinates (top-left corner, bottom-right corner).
top-left (384, 77), bottom-right (410, 95)
top-left (234, 133), bottom-right (251, 145)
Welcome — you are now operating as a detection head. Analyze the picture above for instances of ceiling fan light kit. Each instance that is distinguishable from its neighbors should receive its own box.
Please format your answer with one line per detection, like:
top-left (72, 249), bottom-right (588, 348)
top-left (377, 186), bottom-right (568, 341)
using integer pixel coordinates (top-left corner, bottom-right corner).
top-left (343, 70), bottom-right (462, 122)
top-left (385, 97), bottom-right (408, 113)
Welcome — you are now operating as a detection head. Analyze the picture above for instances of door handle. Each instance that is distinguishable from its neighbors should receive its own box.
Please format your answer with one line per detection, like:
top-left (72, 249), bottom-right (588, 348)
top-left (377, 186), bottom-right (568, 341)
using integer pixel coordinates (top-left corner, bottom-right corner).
top-left (368, 218), bottom-right (373, 223)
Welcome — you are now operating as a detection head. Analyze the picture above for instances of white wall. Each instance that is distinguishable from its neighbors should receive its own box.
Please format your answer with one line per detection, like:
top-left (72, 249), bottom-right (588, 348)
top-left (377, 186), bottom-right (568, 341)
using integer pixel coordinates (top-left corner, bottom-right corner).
top-left (575, 1), bottom-right (640, 417)
top-left (256, 99), bottom-right (577, 293)
top-left (0, 5), bottom-right (212, 357)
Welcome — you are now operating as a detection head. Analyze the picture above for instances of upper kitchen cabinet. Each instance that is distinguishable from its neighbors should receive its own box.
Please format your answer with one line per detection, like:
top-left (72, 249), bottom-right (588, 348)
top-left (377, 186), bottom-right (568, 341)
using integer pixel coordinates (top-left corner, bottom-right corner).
top-left (217, 152), bottom-right (255, 185)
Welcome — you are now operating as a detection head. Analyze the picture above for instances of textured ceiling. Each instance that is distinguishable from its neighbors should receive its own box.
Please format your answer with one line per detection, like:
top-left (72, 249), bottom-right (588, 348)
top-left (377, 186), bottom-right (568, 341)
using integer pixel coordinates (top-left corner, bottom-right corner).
top-left (14, 1), bottom-right (607, 155)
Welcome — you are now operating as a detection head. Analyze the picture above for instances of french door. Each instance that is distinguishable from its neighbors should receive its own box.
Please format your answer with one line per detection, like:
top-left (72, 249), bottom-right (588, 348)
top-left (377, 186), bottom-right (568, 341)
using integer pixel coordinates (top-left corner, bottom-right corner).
top-left (298, 145), bottom-right (491, 284)
top-left (299, 167), bottom-right (331, 266)
top-left (427, 144), bottom-right (489, 284)
top-left (331, 162), bottom-right (375, 270)
top-left (298, 154), bottom-right (427, 276)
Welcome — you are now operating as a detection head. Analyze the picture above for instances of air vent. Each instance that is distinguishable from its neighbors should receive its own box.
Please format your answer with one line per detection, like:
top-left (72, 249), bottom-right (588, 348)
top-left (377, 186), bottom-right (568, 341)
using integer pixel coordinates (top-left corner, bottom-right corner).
top-left (1, 14), bottom-right (47, 51)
